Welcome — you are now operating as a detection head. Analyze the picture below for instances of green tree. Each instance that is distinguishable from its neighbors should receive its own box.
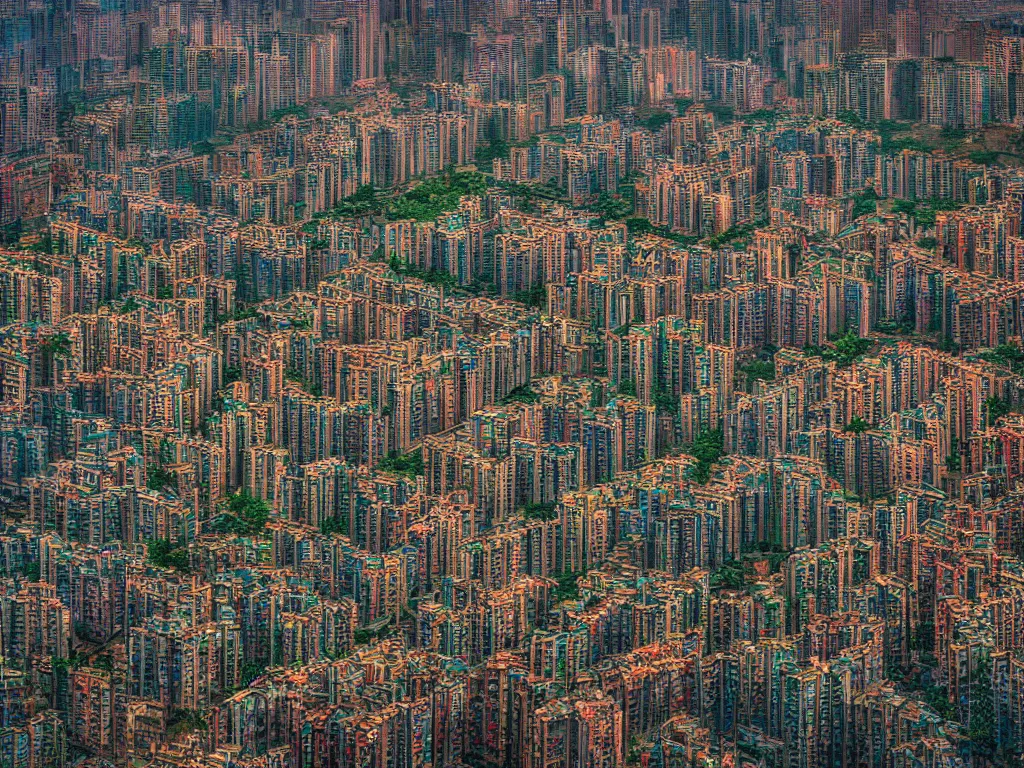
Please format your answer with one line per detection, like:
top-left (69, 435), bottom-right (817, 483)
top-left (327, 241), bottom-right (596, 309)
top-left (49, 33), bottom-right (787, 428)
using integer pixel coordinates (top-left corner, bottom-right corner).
top-left (985, 395), bottom-right (1012, 427)
top-left (625, 217), bottom-right (655, 235)
top-left (499, 385), bottom-right (541, 405)
top-left (147, 465), bottom-right (174, 491)
top-left (844, 416), bottom-right (871, 433)
top-left (980, 343), bottom-right (1024, 374)
top-left (851, 188), bottom-right (879, 219)
top-left (640, 110), bottom-right (673, 133)
top-left (168, 709), bottom-right (208, 736)
top-left (520, 502), bottom-right (557, 521)
top-left (741, 360), bottom-right (775, 388)
top-left (807, 332), bottom-right (872, 367)
top-left (475, 140), bottom-right (510, 169)
top-left (377, 448), bottom-right (424, 478)
top-left (320, 516), bottom-right (349, 536)
top-left (710, 561), bottom-right (746, 589)
top-left (653, 385), bottom-right (679, 415)
top-left (552, 570), bottom-right (585, 602)
top-left (146, 539), bottom-right (190, 573)
top-left (967, 656), bottom-right (996, 758)
top-left (616, 379), bottom-right (637, 398)
top-left (687, 429), bottom-right (724, 484)
top-left (209, 491), bottom-right (271, 536)
top-left (512, 284), bottom-right (546, 308)
top-left (39, 332), bottom-right (72, 359)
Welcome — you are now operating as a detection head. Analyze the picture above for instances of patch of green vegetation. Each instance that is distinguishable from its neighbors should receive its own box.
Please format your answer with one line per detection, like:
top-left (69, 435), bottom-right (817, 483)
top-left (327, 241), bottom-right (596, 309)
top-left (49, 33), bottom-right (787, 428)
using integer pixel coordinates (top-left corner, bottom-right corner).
top-left (463, 277), bottom-right (498, 296)
top-left (377, 448), bottom-right (424, 478)
top-left (916, 237), bottom-right (937, 249)
top-left (500, 385), bottom-right (541, 405)
top-left (706, 103), bottom-right (735, 125)
top-left (979, 343), bottom-right (1024, 374)
top-left (39, 332), bottom-right (72, 359)
top-left (92, 655), bottom-right (114, 672)
top-left (837, 110), bottom-right (867, 128)
top-left (640, 110), bottom-right (673, 133)
top-left (26, 233), bottom-right (52, 253)
top-left (710, 561), bottom-right (746, 589)
top-left (653, 384), bottom-right (679, 415)
top-left (496, 178), bottom-right (569, 206)
top-left (388, 254), bottom-right (459, 291)
top-left (675, 98), bottom-right (694, 115)
top-left (707, 220), bottom-right (762, 249)
top-left (320, 516), bottom-right (349, 536)
top-left (851, 188), bottom-right (879, 219)
top-left (686, 429), bottom-right (724, 485)
top-left (588, 191), bottom-right (633, 221)
top-left (625, 217), bottom-right (655, 235)
top-left (192, 140), bottom-right (220, 156)
top-left (624, 216), bottom-right (700, 245)
top-left (239, 663), bottom-right (264, 688)
top-left (146, 539), bottom-right (190, 573)
top-left (919, 684), bottom-right (955, 720)
top-left (875, 318), bottom-right (915, 335)
top-left (512, 284), bottom-right (546, 308)
top-left (892, 197), bottom-right (963, 229)
top-left (388, 171), bottom-right (488, 221)
top-left (743, 109), bottom-right (780, 124)
top-left (967, 656), bottom-right (996, 757)
top-left (245, 104), bottom-right (311, 131)
top-left (51, 653), bottom-right (86, 673)
top-left (271, 104), bottom-right (310, 121)
top-left (985, 395), bottom-right (1012, 427)
top-left (939, 126), bottom-right (970, 151)
top-left (881, 134), bottom-right (933, 155)
top-left (21, 562), bottom-right (40, 581)
top-left (741, 360), bottom-right (775, 387)
top-left (516, 196), bottom-right (540, 214)
top-left (475, 139), bottom-right (510, 169)
top-left (147, 465), bottom-right (174, 491)
top-left (168, 709), bottom-right (208, 736)
top-left (844, 416), bottom-right (871, 433)
top-left (805, 332), bottom-right (872, 368)
top-left (329, 184), bottom-right (380, 218)
top-left (520, 502), bottom-right (557, 521)
top-left (209, 491), bottom-right (270, 536)
top-left (552, 570), bottom-right (585, 602)
top-left (835, 116), bottom-right (934, 154)
top-left (119, 296), bottom-right (140, 314)
top-left (616, 379), bottom-right (637, 398)
top-left (0, 219), bottom-right (23, 246)
top-left (969, 150), bottom-right (1000, 166)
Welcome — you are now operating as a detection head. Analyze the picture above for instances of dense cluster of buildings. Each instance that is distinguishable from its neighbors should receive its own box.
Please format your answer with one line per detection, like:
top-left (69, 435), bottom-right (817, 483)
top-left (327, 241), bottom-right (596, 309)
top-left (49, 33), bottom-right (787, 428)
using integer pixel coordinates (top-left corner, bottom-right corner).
top-left (4, 0), bottom-right (1024, 767)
